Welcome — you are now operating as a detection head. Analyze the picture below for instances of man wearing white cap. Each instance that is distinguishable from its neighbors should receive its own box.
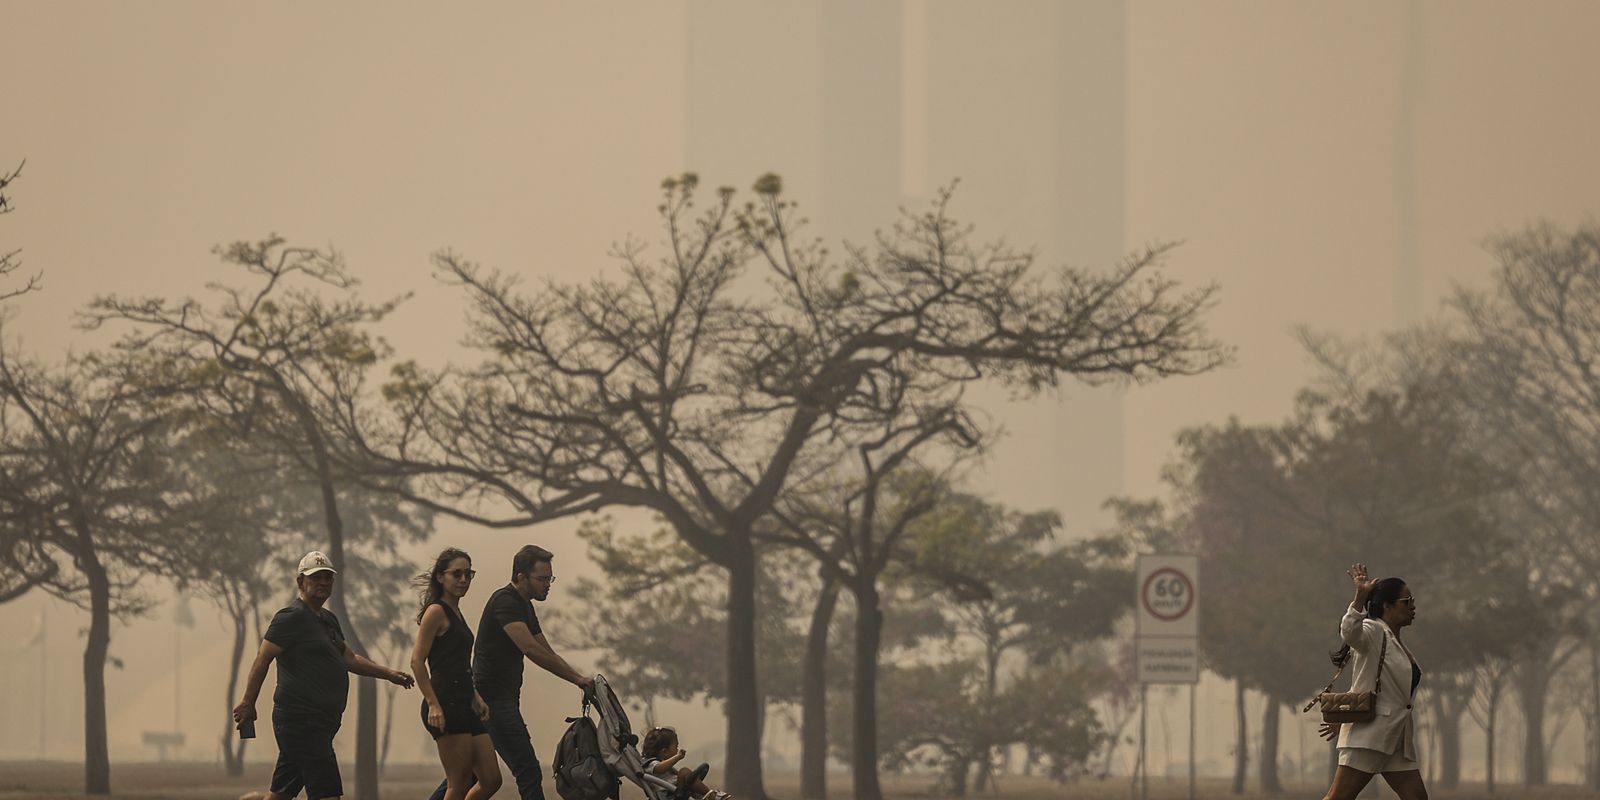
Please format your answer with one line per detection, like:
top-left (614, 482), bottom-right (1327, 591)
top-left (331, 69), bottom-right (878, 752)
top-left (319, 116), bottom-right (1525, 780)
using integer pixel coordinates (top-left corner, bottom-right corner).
top-left (232, 551), bottom-right (416, 800)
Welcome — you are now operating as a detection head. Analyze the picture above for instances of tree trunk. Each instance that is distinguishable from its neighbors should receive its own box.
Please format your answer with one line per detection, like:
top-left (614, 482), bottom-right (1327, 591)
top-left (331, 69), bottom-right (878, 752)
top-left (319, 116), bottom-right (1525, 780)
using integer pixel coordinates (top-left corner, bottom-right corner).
top-left (947, 756), bottom-right (971, 797)
top-left (1486, 691), bottom-right (1498, 794)
top-left (380, 680), bottom-right (398, 774)
top-left (972, 632), bottom-right (1002, 795)
top-left (222, 604), bottom-right (249, 777)
top-left (1435, 690), bottom-right (1465, 790)
top-left (1259, 699), bottom-right (1282, 794)
top-left (722, 536), bottom-right (768, 800)
top-left (1098, 703), bottom-right (1130, 779)
top-left (80, 541), bottom-right (113, 795)
top-left (850, 580), bottom-right (885, 800)
top-left (1233, 681), bottom-right (1248, 794)
top-left (1589, 643), bottom-right (1600, 791)
top-left (1516, 661), bottom-right (1551, 786)
top-left (800, 576), bottom-right (841, 800)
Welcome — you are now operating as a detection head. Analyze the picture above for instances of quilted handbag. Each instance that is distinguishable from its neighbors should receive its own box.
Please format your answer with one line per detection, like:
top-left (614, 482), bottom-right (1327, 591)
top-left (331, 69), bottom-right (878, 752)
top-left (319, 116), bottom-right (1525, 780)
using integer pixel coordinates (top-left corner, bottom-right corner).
top-left (1303, 632), bottom-right (1386, 724)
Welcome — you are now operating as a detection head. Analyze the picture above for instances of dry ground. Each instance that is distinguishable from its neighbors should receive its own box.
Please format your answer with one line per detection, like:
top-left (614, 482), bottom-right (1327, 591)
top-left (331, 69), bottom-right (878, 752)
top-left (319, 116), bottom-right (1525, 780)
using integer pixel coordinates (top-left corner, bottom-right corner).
top-left (0, 763), bottom-right (1589, 800)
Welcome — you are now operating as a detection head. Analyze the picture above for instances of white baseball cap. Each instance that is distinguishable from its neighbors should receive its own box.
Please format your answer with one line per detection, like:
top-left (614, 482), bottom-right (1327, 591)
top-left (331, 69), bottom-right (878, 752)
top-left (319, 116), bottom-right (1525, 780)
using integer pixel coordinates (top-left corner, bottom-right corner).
top-left (297, 551), bottom-right (338, 576)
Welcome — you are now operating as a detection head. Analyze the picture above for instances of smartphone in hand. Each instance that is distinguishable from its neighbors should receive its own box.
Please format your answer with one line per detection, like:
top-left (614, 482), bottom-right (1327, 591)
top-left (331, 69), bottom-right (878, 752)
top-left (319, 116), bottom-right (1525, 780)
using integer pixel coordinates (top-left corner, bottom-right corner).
top-left (238, 718), bottom-right (256, 739)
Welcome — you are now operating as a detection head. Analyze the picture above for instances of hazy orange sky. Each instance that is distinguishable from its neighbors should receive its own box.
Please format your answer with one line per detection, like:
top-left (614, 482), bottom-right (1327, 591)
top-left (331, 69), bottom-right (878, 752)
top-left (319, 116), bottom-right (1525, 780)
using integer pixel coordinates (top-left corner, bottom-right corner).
top-left (3, 0), bottom-right (1599, 781)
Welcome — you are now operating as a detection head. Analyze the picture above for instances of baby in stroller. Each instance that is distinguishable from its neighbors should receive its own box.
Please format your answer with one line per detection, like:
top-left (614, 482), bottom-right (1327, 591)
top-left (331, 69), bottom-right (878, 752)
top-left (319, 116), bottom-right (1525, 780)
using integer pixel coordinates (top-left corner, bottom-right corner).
top-left (641, 727), bottom-right (731, 800)
top-left (573, 675), bottom-right (733, 800)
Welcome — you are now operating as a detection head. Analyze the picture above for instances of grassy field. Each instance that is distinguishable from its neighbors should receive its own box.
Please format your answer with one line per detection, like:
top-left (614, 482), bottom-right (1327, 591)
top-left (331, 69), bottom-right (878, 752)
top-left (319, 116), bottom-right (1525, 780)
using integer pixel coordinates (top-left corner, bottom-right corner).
top-left (0, 763), bottom-right (1594, 800)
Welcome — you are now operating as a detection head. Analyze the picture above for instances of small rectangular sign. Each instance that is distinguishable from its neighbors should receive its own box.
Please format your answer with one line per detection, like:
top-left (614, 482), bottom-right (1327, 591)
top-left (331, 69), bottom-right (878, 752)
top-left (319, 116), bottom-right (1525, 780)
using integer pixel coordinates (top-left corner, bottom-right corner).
top-left (1137, 636), bottom-right (1199, 684)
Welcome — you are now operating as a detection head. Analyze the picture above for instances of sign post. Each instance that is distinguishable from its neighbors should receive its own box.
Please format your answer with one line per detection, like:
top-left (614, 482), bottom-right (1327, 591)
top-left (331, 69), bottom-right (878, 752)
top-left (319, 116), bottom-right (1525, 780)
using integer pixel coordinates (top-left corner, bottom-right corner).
top-left (1136, 555), bottom-right (1200, 800)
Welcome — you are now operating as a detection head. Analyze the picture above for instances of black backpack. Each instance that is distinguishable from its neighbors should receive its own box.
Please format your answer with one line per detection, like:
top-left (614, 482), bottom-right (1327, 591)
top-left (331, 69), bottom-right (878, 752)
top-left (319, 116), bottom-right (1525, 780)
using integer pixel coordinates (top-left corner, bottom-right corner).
top-left (554, 709), bottom-right (619, 800)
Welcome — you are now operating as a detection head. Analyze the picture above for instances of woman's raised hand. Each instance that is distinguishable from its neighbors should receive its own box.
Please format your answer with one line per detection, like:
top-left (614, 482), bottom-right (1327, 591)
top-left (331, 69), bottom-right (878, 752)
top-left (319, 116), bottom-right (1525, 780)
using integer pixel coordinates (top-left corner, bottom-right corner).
top-left (1347, 563), bottom-right (1376, 593)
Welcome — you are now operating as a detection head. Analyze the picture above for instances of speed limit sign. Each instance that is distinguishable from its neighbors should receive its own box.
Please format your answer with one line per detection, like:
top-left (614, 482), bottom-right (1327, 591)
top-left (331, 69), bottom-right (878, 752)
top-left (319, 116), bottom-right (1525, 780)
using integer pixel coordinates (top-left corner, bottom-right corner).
top-left (1143, 568), bottom-right (1195, 621)
top-left (1136, 555), bottom-right (1198, 638)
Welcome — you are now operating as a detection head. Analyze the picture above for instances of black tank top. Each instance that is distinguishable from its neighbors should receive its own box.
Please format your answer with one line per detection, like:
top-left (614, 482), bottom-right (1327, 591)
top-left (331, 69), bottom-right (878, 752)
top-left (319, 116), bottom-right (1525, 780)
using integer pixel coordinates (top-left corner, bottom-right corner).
top-left (427, 601), bottom-right (475, 696)
top-left (1393, 634), bottom-right (1423, 697)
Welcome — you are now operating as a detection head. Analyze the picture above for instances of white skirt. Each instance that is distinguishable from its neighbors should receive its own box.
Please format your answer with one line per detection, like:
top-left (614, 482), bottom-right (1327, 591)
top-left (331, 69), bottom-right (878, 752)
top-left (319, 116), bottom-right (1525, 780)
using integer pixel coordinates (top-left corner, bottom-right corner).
top-left (1338, 745), bottom-right (1420, 775)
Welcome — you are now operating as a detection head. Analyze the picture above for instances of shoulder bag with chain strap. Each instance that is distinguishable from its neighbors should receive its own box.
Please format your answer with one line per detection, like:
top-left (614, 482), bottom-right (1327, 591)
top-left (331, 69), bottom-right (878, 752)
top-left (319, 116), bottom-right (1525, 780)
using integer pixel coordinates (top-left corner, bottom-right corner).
top-left (1302, 628), bottom-right (1386, 724)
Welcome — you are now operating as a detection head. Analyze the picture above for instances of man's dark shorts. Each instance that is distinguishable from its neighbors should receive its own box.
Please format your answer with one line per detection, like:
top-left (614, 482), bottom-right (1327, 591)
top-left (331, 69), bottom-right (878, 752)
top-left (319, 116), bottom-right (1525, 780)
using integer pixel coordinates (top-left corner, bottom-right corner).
top-left (271, 710), bottom-right (343, 799)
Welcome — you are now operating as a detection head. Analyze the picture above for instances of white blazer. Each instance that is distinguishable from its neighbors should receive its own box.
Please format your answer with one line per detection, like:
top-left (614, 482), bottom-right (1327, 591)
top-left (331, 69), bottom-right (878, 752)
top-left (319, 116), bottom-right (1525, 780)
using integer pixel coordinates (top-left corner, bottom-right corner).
top-left (1334, 603), bottom-right (1418, 759)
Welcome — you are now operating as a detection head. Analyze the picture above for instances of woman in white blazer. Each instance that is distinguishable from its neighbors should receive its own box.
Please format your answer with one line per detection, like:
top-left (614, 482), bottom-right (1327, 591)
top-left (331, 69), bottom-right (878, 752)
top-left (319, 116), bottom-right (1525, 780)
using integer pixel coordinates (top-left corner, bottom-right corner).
top-left (1318, 563), bottom-right (1425, 800)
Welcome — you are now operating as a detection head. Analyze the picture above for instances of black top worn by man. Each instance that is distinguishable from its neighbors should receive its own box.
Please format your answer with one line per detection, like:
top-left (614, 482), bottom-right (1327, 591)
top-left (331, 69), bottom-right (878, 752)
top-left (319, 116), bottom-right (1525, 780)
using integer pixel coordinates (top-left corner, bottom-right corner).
top-left (233, 551), bottom-right (414, 800)
top-left (428, 544), bottom-right (593, 800)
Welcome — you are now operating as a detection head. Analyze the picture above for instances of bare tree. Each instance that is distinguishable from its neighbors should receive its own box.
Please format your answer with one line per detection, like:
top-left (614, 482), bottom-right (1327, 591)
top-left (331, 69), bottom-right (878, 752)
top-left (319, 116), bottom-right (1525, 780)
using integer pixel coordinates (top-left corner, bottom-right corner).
top-left (1451, 226), bottom-right (1600, 585)
top-left (0, 386), bottom-right (65, 602)
top-left (1451, 224), bottom-right (1600, 788)
top-left (82, 238), bottom-right (408, 800)
top-left (351, 175), bottom-right (1223, 798)
top-left (0, 160), bottom-right (41, 302)
top-left (1582, 640), bottom-right (1600, 790)
top-left (795, 547), bottom-right (845, 800)
top-left (757, 354), bottom-right (983, 800)
top-left (1507, 604), bottom-right (1583, 786)
top-left (1467, 657), bottom-right (1516, 793)
top-left (768, 467), bottom-right (955, 800)
top-left (0, 341), bottom-right (220, 794)
top-left (1545, 652), bottom-right (1588, 783)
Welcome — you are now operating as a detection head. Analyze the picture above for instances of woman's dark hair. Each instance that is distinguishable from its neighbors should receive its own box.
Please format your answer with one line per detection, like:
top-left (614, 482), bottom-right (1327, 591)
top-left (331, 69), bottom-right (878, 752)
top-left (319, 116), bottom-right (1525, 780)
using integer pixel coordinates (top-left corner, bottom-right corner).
top-left (1330, 577), bottom-right (1407, 668)
top-left (512, 544), bottom-right (554, 580)
top-left (640, 726), bottom-right (678, 760)
top-left (415, 547), bottom-right (472, 623)
top-left (1365, 577), bottom-right (1408, 619)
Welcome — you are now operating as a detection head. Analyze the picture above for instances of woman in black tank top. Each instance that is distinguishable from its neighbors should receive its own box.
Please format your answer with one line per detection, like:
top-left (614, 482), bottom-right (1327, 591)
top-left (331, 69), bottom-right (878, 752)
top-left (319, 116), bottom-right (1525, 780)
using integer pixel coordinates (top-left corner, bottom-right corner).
top-left (422, 601), bottom-right (478, 734)
top-left (410, 548), bottom-right (501, 800)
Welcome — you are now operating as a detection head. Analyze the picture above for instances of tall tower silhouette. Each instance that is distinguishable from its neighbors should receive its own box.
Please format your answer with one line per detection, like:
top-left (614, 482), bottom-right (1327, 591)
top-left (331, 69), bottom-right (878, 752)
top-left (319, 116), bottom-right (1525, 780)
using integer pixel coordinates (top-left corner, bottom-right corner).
top-left (1395, 0), bottom-right (1423, 325)
top-left (688, 1), bottom-right (1127, 531)
top-left (920, 2), bottom-right (1128, 532)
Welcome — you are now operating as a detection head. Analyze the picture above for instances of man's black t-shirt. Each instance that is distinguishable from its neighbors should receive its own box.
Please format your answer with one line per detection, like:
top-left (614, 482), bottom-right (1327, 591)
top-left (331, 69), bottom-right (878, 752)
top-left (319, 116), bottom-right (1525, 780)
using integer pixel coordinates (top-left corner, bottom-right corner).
top-left (265, 597), bottom-right (349, 720)
top-left (473, 583), bottom-right (540, 702)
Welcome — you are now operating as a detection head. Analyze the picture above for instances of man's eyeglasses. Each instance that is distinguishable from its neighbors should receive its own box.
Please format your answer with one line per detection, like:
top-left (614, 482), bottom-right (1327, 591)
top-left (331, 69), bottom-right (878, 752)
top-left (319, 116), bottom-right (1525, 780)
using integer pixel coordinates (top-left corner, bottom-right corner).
top-left (446, 569), bottom-right (477, 581)
top-left (531, 575), bottom-right (556, 584)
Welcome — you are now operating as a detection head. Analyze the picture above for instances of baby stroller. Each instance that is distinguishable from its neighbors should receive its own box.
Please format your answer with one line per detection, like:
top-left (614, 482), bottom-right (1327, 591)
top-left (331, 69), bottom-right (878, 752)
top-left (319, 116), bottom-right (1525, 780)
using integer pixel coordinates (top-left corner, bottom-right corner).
top-left (561, 674), bottom-right (710, 800)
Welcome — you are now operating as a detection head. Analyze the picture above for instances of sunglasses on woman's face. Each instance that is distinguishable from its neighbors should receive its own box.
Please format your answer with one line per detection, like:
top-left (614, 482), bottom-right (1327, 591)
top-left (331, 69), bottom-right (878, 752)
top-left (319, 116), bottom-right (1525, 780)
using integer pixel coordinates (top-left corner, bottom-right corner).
top-left (446, 568), bottom-right (476, 580)
top-left (1395, 595), bottom-right (1415, 608)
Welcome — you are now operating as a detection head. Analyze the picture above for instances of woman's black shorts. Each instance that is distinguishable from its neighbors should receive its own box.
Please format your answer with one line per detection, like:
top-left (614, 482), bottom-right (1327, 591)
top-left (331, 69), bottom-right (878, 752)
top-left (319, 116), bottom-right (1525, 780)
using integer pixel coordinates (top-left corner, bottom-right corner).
top-left (421, 691), bottom-right (488, 740)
